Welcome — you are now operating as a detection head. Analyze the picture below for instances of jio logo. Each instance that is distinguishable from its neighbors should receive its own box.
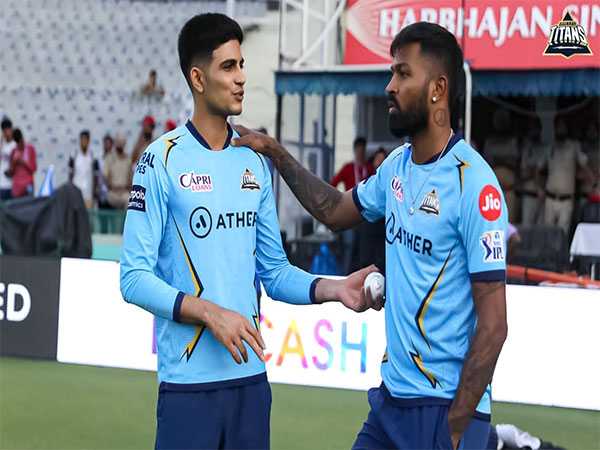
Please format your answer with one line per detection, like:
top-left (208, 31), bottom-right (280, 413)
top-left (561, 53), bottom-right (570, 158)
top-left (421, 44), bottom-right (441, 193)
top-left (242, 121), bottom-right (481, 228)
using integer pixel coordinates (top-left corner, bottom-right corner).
top-left (479, 185), bottom-right (502, 221)
top-left (189, 207), bottom-right (212, 238)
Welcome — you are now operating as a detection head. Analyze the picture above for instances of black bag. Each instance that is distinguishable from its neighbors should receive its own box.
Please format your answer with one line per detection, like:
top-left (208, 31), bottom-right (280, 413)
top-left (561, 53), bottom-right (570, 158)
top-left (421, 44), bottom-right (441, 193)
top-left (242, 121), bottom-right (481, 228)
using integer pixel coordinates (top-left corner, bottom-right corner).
top-left (0, 182), bottom-right (92, 257)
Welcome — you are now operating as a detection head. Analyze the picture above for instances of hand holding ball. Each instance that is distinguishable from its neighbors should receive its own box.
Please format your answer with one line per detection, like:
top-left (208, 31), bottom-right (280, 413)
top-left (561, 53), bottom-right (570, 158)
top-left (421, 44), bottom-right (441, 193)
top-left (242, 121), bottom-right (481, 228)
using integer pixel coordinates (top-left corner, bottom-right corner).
top-left (364, 272), bottom-right (385, 310)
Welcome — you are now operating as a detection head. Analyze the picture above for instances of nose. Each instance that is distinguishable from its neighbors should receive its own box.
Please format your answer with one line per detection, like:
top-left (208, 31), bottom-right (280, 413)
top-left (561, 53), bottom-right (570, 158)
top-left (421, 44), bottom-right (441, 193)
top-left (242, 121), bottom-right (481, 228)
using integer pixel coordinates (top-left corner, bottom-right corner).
top-left (236, 67), bottom-right (246, 86)
top-left (385, 75), bottom-right (395, 96)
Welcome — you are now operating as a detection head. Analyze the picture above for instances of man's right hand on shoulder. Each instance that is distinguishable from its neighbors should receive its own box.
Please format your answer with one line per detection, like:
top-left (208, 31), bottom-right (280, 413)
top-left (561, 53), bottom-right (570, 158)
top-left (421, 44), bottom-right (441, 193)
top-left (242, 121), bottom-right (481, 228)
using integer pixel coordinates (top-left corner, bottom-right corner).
top-left (231, 124), bottom-right (364, 232)
top-left (231, 125), bottom-right (282, 160)
top-left (180, 294), bottom-right (265, 364)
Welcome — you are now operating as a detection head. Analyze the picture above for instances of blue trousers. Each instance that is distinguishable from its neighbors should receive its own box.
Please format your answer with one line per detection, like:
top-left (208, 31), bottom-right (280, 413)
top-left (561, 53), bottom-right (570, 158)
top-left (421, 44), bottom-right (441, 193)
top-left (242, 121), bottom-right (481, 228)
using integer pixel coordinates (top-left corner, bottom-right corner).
top-left (352, 384), bottom-right (491, 450)
top-left (155, 374), bottom-right (271, 450)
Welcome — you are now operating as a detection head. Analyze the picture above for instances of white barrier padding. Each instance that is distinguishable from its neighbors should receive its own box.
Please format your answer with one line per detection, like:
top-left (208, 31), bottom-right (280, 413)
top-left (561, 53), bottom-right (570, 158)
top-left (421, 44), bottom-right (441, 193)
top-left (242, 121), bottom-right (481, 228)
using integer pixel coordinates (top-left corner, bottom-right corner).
top-left (57, 258), bottom-right (600, 410)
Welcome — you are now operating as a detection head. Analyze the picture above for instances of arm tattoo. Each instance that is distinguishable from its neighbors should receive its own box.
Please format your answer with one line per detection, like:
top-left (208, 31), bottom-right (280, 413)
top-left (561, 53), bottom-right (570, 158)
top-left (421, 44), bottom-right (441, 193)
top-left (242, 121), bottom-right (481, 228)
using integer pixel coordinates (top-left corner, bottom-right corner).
top-left (272, 147), bottom-right (343, 225)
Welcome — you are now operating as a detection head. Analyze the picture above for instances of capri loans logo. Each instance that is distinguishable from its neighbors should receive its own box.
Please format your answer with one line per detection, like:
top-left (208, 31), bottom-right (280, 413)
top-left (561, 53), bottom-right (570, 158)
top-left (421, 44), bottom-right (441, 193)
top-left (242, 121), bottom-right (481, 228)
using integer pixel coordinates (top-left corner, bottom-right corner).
top-left (544, 11), bottom-right (592, 58)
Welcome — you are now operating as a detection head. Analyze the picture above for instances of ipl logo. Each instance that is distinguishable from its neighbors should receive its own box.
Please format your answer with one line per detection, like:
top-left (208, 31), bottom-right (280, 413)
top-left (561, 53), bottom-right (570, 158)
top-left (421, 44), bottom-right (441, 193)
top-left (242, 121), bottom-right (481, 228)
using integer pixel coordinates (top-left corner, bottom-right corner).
top-left (391, 176), bottom-right (404, 202)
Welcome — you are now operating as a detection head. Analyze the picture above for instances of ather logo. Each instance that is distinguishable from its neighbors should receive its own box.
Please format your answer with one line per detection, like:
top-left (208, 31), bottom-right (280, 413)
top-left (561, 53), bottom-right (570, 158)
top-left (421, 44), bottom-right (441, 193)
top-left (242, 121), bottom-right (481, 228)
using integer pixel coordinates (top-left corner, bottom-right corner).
top-left (0, 283), bottom-right (31, 321)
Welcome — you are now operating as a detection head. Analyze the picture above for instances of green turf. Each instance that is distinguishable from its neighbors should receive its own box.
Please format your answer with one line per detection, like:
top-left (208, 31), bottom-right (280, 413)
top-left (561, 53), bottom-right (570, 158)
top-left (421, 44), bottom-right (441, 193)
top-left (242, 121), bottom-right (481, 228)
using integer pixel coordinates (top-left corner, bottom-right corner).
top-left (1, 357), bottom-right (598, 449)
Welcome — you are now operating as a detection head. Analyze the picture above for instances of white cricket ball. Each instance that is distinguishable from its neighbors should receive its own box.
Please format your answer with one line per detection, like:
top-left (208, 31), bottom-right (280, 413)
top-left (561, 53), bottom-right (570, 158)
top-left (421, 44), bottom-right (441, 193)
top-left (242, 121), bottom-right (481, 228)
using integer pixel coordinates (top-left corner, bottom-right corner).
top-left (364, 272), bottom-right (385, 299)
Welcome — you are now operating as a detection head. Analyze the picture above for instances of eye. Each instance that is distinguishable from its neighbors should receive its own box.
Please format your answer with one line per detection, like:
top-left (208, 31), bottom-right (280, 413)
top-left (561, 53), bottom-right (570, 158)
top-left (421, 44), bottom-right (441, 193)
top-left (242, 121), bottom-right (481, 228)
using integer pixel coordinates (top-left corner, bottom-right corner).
top-left (399, 71), bottom-right (409, 78)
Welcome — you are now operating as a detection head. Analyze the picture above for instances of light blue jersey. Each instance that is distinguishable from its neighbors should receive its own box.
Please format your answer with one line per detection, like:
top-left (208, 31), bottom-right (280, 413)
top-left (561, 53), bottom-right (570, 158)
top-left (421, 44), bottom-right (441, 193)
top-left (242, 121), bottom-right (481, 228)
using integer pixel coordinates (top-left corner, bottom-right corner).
top-left (120, 121), bottom-right (319, 386)
top-left (354, 135), bottom-right (507, 416)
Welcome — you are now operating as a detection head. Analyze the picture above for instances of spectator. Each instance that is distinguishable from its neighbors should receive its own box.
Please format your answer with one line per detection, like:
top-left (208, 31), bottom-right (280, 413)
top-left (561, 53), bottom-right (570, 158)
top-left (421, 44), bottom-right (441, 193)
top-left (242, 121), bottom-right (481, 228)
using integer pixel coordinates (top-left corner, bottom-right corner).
top-left (8, 128), bottom-right (37, 198)
top-left (506, 223), bottom-right (521, 261)
top-left (131, 115), bottom-right (155, 173)
top-left (537, 117), bottom-right (592, 234)
top-left (519, 117), bottom-right (546, 225)
top-left (372, 147), bottom-right (387, 170)
top-left (140, 69), bottom-right (165, 99)
top-left (97, 133), bottom-right (114, 206)
top-left (102, 133), bottom-right (114, 167)
top-left (354, 147), bottom-right (388, 273)
top-left (331, 136), bottom-right (374, 274)
top-left (0, 117), bottom-right (16, 200)
top-left (579, 122), bottom-right (599, 206)
top-left (69, 130), bottom-right (98, 209)
top-left (331, 137), bottom-right (374, 191)
top-left (105, 134), bottom-right (132, 209)
top-left (483, 109), bottom-right (520, 223)
top-left (165, 119), bottom-right (177, 132)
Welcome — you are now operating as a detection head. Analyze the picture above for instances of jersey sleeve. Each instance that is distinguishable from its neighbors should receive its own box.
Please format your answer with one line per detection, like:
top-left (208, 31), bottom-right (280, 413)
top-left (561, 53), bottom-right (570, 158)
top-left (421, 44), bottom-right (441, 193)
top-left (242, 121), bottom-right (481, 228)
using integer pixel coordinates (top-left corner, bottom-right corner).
top-left (255, 154), bottom-right (320, 305)
top-left (353, 149), bottom-right (399, 222)
top-left (119, 146), bottom-right (183, 321)
top-left (458, 162), bottom-right (508, 282)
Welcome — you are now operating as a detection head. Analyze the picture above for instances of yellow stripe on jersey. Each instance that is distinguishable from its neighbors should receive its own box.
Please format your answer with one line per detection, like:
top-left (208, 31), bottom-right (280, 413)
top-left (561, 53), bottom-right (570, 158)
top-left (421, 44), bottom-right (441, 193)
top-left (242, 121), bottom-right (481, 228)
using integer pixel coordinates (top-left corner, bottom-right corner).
top-left (173, 220), bottom-right (206, 362)
top-left (410, 350), bottom-right (440, 389)
top-left (415, 248), bottom-right (453, 350)
top-left (164, 135), bottom-right (182, 167)
top-left (454, 155), bottom-right (471, 194)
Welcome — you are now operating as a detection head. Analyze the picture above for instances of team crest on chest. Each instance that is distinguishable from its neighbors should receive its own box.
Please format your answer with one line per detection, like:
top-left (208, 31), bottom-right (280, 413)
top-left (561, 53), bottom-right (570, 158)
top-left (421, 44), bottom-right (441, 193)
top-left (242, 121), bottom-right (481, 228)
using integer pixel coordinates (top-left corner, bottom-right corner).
top-left (391, 176), bottom-right (404, 202)
top-left (419, 189), bottom-right (440, 216)
top-left (241, 168), bottom-right (260, 190)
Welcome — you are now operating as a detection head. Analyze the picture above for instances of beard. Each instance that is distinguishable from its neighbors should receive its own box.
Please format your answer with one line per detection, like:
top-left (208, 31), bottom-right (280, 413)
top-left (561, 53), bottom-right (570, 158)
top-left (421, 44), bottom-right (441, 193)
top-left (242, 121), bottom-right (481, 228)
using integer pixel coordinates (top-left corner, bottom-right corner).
top-left (388, 89), bottom-right (429, 139)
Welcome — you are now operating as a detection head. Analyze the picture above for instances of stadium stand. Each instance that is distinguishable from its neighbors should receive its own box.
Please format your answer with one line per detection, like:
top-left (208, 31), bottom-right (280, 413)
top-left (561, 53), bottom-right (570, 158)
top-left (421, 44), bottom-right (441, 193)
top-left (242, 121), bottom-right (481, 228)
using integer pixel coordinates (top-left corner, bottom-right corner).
top-left (0, 0), bottom-right (267, 188)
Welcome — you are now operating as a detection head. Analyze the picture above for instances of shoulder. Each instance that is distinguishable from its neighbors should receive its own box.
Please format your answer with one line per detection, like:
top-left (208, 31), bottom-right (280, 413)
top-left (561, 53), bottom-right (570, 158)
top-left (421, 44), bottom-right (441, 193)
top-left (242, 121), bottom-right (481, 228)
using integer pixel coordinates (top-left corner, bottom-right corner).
top-left (337, 162), bottom-right (352, 173)
top-left (453, 141), bottom-right (495, 175)
top-left (378, 144), bottom-right (407, 173)
top-left (145, 126), bottom-right (188, 167)
top-left (452, 140), bottom-right (500, 191)
top-left (243, 148), bottom-right (270, 178)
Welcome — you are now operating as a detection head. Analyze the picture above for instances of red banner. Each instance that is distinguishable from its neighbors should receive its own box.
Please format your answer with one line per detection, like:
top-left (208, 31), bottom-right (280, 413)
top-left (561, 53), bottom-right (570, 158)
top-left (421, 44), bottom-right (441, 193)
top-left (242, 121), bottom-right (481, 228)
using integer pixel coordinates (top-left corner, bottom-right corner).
top-left (344, 0), bottom-right (599, 69)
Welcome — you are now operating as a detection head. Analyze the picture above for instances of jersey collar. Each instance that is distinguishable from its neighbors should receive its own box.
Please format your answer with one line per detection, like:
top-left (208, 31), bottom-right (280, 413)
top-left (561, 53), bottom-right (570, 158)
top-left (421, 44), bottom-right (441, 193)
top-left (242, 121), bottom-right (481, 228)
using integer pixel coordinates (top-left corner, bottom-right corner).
top-left (412, 132), bottom-right (462, 165)
top-left (186, 120), bottom-right (233, 150)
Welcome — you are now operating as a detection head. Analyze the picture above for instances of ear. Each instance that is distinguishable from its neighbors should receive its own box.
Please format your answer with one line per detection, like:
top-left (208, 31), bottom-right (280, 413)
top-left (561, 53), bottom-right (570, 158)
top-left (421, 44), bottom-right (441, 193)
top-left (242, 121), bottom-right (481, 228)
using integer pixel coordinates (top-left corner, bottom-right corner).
top-left (431, 75), bottom-right (448, 104)
top-left (189, 66), bottom-right (206, 95)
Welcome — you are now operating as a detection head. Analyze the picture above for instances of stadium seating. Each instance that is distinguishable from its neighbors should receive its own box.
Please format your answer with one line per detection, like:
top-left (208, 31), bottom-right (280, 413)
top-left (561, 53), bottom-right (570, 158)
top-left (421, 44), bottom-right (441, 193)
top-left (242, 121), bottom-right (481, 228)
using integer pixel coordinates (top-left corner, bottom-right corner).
top-left (0, 0), bottom-right (267, 187)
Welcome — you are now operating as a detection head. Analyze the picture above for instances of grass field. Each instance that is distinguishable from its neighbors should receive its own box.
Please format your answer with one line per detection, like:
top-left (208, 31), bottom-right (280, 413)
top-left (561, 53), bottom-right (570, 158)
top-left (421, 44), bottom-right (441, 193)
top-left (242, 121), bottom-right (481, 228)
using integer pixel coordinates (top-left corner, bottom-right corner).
top-left (1, 357), bottom-right (598, 449)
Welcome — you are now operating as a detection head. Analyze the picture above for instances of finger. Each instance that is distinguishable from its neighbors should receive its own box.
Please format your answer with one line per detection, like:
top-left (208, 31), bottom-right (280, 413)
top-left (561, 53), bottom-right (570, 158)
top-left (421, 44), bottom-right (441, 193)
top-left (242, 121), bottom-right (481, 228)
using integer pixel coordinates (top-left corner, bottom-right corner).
top-left (232, 124), bottom-right (251, 137)
top-left (355, 264), bottom-right (379, 281)
top-left (227, 343), bottom-right (242, 364)
top-left (246, 322), bottom-right (266, 350)
top-left (242, 330), bottom-right (265, 362)
top-left (362, 286), bottom-right (375, 310)
top-left (365, 264), bottom-right (380, 275)
top-left (372, 294), bottom-right (384, 311)
top-left (234, 337), bottom-right (248, 363)
top-left (231, 134), bottom-right (252, 148)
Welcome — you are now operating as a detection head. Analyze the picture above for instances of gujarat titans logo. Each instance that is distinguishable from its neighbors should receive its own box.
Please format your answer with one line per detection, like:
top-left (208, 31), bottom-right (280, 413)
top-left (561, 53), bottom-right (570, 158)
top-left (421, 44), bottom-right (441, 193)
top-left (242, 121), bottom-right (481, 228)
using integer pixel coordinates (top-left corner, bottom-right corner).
top-left (544, 11), bottom-right (592, 58)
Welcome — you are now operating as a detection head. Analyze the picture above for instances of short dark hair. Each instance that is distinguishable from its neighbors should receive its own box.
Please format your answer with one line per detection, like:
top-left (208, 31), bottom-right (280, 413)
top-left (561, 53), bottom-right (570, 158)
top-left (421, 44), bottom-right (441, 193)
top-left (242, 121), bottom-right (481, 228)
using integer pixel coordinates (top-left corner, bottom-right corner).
top-left (80, 130), bottom-right (90, 139)
top-left (12, 128), bottom-right (23, 143)
top-left (373, 147), bottom-right (387, 158)
top-left (1, 117), bottom-right (12, 130)
top-left (390, 22), bottom-right (464, 111)
top-left (353, 137), bottom-right (367, 148)
top-left (178, 14), bottom-right (243, 88)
